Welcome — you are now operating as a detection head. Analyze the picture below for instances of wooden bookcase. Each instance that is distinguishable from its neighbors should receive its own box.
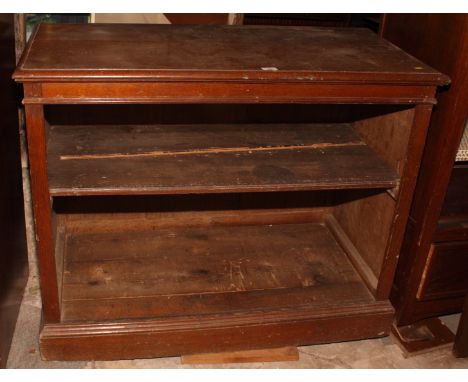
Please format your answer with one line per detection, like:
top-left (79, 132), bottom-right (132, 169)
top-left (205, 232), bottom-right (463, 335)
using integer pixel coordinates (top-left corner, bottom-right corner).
top-left (14, 24), bottom-right (448, 361)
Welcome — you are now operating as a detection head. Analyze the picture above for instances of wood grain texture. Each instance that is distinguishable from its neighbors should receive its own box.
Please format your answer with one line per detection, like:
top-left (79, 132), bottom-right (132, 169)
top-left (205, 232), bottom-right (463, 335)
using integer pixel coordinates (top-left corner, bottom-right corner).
top-left (47, 123), bottom-right (398, 196)
top-left (21, 81), bottom-right (438, 105)
top-left (333, 190), bottom-right (394, 282)
top-left (330, 103), bottom-right (433, 301)
top-left (40, 301), bottom-right (393, 361)
top-left (326, 215), bottom-right (378, 294)
top-left (353, 107), bottom-right (415, 178)
top-left (14, 24), bottom-right (448, 85)
top-left (375, 104), bottom-right (434, 299)
top-left (59, 205), bottom-right (332, 231)
top-left (180, 346), bottom-right (299, 364)
top-left (383, 14), bottom-right (468, 325)
top-left (15, 23), bottom-right (442, 360)
top-left (24, 104), bottom-right (60, 323)
top-left (59, 216), bottom-right (375, 323)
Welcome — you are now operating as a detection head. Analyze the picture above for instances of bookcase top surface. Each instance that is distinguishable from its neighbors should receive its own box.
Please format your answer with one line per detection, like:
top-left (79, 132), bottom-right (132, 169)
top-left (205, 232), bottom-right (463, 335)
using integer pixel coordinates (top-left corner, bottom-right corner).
top-left (14, 23), bottom-right (449, 85)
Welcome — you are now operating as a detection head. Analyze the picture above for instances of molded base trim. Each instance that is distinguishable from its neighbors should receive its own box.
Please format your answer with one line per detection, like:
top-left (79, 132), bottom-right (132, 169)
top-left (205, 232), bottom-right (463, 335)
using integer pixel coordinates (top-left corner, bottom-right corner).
top-left (40, 301), bottom-right (393, 361)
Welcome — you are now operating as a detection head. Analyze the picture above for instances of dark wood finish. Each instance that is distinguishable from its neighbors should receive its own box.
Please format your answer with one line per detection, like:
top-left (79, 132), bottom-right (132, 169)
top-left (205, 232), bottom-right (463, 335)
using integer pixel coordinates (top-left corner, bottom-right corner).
top-left (24, 104), bottom-right (60, 323)
top-left (334, 105), bottom-right (435, 299)
top-left (416, 242), bottom-right (468, 301)
top-left (23, 82), bottom-right (437, 105)
top-left (41, 104), bottom-right (410, 126)
top-left (14, 24), bottom-right (446, 85)
top-left (454, 295), bottom-right (468, 357)
top-left (326, 215), bottom-right (378, 294)
top-left (433, 164), bottom-right (468, 243)
top-left (59, 215), bottom-right (378, 323)
top-left (435, 218), bottom-right (468, 243)
top-left (0, 13), bottom-right (28, 368)
top-left (333, 107), bottom-right (415, 288)
top-left (391, 318), bottom-right (455, 356)
top-left (375, 104), bottom-right (435, 299)
top-left (352, 107), bottom-right (415, 179)
top-left (47, 123), bottom-right (398, 196)
top-left (440, 164), bottom-right (468, 218)
top-left (40, 301), bottom-right (393, 361)
top-left (382, 15), bottom-right (468, 329)
top-left (15, 23), bottom-right (444, 361)
top-left (334, 192), bottom-right (394, 287)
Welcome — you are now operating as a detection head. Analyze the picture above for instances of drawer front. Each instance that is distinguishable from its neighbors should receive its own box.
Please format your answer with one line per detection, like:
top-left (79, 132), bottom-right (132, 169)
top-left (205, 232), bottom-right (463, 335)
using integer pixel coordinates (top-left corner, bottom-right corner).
top-left (417, 241), bottom-right (468, 301)
top-left (435, 217), bottom-right (468, 242)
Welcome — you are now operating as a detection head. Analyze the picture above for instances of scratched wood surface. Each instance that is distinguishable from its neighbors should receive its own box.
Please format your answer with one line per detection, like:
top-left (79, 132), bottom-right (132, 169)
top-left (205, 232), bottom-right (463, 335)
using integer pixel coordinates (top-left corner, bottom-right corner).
top-left (47, 123), bottom-right (398, 196)
top-left (60, 219), bottom-right (374, 322)
top-left (13, 22), bottom-right (444, 361)
top-left (14, 24), bottom-right (446, 85)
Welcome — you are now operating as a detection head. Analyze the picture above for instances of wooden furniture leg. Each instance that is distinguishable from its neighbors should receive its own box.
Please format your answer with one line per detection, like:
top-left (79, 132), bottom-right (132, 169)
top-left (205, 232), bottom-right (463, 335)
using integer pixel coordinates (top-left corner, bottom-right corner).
top-left (453, 294), bottom-right (468, 357)
top-left (391, 318), bottom-right (455, 357)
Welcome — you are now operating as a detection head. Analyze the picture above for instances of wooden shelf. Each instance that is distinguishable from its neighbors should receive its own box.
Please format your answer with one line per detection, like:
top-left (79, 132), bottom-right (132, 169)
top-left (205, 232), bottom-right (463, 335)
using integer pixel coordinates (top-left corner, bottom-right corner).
top-left (47, 123), bottom-right (399, 196)
top-left (58, 211), bottom-right (387, 324)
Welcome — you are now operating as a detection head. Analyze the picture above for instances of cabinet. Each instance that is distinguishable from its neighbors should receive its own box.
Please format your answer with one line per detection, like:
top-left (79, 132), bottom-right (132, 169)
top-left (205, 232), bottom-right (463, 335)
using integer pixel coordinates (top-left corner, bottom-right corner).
top-left (14, 23), bottom-right (447, 361)
top-left (381, 15), bottom-right (468, 333)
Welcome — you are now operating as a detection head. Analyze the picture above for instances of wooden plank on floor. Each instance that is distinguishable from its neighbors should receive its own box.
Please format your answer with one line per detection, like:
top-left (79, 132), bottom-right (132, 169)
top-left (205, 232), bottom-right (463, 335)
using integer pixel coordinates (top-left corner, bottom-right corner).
top-left (181, 346), bottom-right (299, 364)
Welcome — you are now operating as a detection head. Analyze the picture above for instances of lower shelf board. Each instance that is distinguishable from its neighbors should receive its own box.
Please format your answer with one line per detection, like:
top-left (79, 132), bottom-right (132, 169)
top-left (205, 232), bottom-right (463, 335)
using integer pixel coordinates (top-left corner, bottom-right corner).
top-left (62, 220), bottom-right (376, 322)
top-left (42, 215), bottom-right (394, 360)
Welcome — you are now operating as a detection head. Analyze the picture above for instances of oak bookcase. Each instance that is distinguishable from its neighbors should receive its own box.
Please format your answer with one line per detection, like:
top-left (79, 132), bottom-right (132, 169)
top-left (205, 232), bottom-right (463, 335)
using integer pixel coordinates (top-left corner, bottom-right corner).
top-left (14, 23), bottom-right (448, 361)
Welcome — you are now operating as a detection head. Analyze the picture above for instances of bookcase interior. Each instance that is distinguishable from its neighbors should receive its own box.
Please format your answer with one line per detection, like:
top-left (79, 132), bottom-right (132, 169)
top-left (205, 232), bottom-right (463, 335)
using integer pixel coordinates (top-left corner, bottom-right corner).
top-left (44, 103), bottom-right (414, 324)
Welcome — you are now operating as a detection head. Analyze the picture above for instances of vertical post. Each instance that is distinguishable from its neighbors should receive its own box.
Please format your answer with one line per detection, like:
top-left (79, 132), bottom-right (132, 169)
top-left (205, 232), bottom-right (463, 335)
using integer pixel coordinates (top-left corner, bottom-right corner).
top-left (24, 101), bottom-right (60, 323)
top-left (376, 103), bottom-right (434, 299)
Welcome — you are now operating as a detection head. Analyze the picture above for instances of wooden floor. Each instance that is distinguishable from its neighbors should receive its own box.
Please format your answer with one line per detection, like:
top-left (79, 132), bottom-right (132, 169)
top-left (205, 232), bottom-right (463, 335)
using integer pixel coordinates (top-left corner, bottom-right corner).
top-left (60, 216), bottom-right (376, 323)
top-left (47, 123), bottom-right (399, 196)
